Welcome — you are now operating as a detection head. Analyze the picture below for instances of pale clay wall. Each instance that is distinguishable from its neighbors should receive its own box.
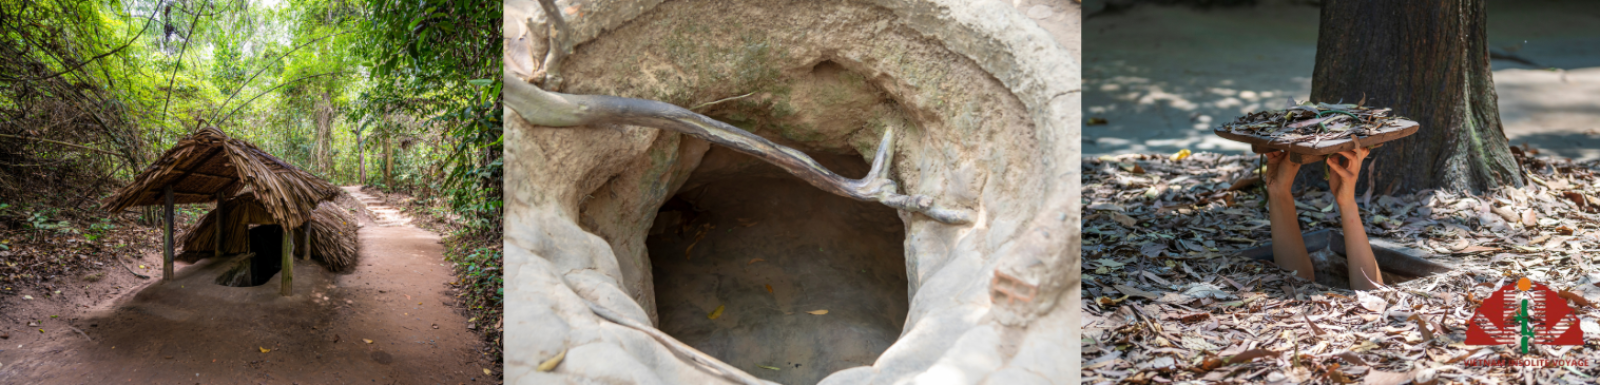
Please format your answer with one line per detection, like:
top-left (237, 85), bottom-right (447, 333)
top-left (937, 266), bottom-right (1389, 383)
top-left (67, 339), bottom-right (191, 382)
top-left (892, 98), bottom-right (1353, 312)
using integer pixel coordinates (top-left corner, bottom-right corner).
top-left (502, 0), bottom-right (1080, 383)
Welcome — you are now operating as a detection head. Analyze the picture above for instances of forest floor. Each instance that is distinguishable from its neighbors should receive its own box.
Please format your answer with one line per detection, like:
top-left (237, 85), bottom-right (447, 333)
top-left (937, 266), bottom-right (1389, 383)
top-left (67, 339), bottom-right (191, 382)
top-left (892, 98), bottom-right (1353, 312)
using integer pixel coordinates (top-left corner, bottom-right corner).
top-left (1082, 150), bottom-right (1600, 384)
top-left (0, 186), bottom-right (494, 384)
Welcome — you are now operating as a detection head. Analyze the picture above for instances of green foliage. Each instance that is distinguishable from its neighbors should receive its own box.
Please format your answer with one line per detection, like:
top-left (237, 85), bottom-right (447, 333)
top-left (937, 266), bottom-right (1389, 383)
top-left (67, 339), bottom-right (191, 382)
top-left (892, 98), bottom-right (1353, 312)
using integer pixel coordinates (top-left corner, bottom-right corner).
top-left (450, 245), bottom-right (502, 313)
top-left (85, 218), bottom-right (116, 242)
top-left (352, 0), bottom-right (502, 365)
top-left (4, 0), bottom-right (501, 367)
top-left (348, 0), bottom-right (501, 232)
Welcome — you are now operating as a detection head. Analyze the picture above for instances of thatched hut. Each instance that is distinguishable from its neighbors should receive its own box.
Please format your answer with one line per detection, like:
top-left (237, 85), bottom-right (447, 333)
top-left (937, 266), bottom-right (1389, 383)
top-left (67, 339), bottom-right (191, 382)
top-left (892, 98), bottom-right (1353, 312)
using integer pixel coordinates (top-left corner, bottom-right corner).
top-left (102, 126), bottom-right (341, 296)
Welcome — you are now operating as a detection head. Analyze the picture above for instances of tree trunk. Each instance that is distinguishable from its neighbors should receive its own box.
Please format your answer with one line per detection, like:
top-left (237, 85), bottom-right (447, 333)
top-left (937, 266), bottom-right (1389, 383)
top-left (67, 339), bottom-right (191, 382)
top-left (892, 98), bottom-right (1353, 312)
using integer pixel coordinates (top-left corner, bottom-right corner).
top-left (383, 135), bottom-right (394, 188)
top-left (314, 92), bottom-right (334, 174)
top-left (1309, 0), bottom-right (1521, 194)
top-left (357, 129), bottom-right (366, 184)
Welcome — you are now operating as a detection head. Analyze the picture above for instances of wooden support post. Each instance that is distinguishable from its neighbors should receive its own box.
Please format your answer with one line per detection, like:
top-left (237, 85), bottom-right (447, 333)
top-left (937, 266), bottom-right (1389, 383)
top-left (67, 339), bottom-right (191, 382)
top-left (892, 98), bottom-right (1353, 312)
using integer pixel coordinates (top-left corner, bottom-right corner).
top-left (163, 186), bottom-right (174, 281)
top-left (214, 192), bottom-right (224, 258)
top-left (280, 225), bottom-right (294, 296)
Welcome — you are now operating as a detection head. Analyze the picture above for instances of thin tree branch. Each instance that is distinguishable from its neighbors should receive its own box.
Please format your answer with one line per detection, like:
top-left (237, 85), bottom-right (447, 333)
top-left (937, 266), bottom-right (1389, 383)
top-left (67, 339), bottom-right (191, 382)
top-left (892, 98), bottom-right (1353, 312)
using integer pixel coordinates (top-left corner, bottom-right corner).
top-left (161, 0), bottom-right (211, 123)
top-left (0, 1), bottom-right (162, 82)
top-left (205, 31), bottom-right (353, 125)
top-left (215, 71), bottom-right (347, 126)
top-left (0, 134), bottom-right (123, 156)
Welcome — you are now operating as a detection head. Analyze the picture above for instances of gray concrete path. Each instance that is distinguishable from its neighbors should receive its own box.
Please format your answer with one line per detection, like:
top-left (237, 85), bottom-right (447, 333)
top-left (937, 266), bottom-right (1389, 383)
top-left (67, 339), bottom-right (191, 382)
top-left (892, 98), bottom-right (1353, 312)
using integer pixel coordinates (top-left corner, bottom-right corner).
top-left (1084, 2), bottom-right (1600, 160)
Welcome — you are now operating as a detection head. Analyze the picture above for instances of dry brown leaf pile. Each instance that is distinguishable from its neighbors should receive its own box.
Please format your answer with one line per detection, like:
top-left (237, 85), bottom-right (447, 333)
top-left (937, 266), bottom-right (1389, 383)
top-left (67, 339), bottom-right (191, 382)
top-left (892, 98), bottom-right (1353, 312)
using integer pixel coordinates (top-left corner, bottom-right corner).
top-left (1083, 148), bottom-right (1600, 385)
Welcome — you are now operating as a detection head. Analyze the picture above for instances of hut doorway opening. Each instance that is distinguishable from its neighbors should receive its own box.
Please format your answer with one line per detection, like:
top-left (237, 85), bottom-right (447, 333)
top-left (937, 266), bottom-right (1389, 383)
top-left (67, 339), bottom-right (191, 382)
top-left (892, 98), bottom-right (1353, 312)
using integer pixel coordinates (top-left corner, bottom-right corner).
top-left (215, 225), bottom-right (289, 287)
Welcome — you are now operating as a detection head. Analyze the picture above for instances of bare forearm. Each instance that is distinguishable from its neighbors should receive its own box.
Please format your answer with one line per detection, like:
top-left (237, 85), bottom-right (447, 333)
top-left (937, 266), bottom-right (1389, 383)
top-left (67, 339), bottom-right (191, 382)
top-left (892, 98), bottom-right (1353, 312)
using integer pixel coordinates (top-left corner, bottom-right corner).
top-left (1268, 188), bottom-right (1313, 280)
top-left (1337, 197), bottom-right (1382, 289)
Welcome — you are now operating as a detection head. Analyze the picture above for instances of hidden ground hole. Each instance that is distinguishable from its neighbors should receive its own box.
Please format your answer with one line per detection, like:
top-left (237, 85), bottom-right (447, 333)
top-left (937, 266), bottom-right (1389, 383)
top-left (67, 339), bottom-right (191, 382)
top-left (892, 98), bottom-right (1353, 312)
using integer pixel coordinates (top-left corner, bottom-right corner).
top-left (644, 149), bottom-right (911, 385)
top-left (214, 224), bottom-right (287, 287)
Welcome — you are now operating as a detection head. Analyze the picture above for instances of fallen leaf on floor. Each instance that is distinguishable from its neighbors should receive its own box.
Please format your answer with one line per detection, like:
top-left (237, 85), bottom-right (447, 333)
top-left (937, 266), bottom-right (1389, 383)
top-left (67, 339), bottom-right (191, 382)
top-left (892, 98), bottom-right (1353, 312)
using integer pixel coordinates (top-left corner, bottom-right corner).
top-left (1107, 212), bottom-right (1137, 227)
top-left (686, 226), bottom-right (710, 259)
top-left (138, 265), bottom-right (145, 269)
top-left (764, 284), bottom-right (773, 293)
top-left (748, 258), bottom-right (765, 265)
top-left (1362, 369), bottom-right (1415, 385)
top-left (1338, 352), bottom-right (1369, 366)
top-left (1114, 284), bottom-right (1160, 300)
top-left (1097, 295), bottom-right (1128, 306)
top-left (1560, 291), bottom-right (1594, 308)
top-left (708, 305), bottom-right (725, 320)
top-left (1183, 283), bottom-right (1235, 300)
top-left (757, 365), bottom-right (781, 371)
top-left (1357, 291), bottom-right (1387, 313)
top-left (806, 309), bottom-right (828, 315)
top-left (484, 368), bottom-right (494, 375)
top-left (1303, 314), bottom-right (1326, 336)
top-left (1171, 149), bottom-right (1192, 162)
top-left (22, 295), bottom-right (31, 300)
top-left (1329, 367), bottom-right (1358, 384)
top-left (259, 347), bottom-right (270, 353)
top-left (363, 339), bottom-right (373, 344)
top-left (1224, 349), bottom-right (1278, 365)
top-left (537, 349), bottom-right (566, 372)
top-left (1407, 314), bottom-right (1435, 341)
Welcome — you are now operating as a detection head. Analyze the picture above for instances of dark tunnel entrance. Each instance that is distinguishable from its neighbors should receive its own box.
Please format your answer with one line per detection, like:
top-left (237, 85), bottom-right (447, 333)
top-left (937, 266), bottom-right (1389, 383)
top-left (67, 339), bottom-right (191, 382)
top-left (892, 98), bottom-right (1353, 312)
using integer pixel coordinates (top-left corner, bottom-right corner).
top-left (215, 225), bottom-right (286, 287)
top-left (645, 148), bottom-right (911, 385)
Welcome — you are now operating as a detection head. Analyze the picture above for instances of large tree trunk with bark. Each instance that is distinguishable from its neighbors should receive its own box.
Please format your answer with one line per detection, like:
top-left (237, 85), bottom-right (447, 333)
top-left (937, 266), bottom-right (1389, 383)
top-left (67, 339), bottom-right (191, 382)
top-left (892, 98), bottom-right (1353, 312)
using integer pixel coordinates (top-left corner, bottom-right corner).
top-left (1309, 0), bottom-right (1522, 194)
top-left (356, 128), bottom-right (366, 183)
top-left (383, 135), bottom-right (393, 188)
top-left (313, 92), bottom-right (334, 174)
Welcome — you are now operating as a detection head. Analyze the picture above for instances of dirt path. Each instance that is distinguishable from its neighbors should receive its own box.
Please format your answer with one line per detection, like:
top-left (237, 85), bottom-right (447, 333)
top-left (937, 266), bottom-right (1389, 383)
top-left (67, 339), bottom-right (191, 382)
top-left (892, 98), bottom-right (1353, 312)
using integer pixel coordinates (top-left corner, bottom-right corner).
top-left (0, 187), bottom-right (491, 384)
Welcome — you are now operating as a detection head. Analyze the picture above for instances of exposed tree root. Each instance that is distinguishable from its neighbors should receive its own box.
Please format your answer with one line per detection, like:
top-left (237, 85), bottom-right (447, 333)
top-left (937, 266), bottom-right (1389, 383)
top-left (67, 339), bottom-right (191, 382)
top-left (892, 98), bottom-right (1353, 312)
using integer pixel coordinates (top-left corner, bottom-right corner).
top-left (583, 299), bottom-right (774, 385)
top-left (506, 0), bottom-right (973, 225)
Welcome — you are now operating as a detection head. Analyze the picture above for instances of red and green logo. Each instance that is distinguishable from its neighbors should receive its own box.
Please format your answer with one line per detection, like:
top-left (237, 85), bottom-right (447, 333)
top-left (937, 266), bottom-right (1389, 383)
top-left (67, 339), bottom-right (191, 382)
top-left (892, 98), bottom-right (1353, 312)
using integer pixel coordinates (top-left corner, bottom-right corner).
top-left (1465, 277), bottom-right (1583, 353)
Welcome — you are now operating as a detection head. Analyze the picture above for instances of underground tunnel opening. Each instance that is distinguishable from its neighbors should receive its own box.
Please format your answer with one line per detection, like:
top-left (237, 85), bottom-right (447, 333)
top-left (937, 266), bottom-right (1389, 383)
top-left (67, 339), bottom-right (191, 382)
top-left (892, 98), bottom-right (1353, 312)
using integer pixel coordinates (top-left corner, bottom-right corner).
top-left (1241, 229), bottom-right (1453, 290)
top-left (644, 147), bottom-right (910, 385)
top-left (215, 224), bottom-right (287, 287)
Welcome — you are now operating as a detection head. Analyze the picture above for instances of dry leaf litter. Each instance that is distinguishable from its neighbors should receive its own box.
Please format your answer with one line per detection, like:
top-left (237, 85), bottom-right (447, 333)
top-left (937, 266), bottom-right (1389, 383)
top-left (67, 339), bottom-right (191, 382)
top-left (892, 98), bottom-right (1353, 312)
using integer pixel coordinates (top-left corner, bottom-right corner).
top-left (1083, 146), bottom-right (1600, 385)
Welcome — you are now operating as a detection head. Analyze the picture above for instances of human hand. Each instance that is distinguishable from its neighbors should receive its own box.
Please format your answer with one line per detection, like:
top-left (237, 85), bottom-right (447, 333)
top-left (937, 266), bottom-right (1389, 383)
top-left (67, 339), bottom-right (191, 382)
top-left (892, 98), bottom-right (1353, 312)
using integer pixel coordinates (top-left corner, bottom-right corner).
top-left (1328, 140), bottom-right (1371, 204)
top-left (1264, 151), bottom-right (1300, 194)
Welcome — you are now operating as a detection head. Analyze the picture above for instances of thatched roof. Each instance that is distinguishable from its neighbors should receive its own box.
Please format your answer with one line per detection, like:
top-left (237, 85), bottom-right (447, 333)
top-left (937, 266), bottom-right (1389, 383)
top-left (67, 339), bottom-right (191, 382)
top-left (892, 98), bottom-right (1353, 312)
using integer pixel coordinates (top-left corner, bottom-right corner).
top-left (102, 127), bottom-right (338, 228)
top-left (177, 192), bottom-right (363, 272)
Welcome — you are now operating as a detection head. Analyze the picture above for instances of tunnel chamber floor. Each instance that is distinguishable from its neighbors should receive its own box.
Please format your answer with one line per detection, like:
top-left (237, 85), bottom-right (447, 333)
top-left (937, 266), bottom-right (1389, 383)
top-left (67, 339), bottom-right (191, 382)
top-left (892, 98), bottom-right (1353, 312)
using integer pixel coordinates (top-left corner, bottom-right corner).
top-left (644, 150), bottom-right (911, 385)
